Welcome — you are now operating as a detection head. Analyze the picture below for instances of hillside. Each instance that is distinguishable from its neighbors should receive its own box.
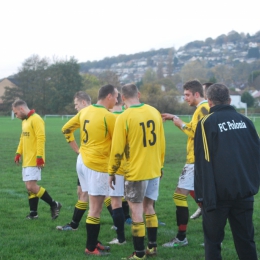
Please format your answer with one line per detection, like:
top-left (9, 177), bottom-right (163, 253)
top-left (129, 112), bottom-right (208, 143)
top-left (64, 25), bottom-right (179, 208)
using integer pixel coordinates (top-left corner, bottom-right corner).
top-left (79, 30), bottom-right (260, 85)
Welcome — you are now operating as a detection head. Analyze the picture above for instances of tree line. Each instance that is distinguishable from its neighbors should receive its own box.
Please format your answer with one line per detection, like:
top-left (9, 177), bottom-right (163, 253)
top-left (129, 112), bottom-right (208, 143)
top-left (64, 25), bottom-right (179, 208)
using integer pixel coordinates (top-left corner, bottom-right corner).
top-left (2, 52), bottom-right (260, 116)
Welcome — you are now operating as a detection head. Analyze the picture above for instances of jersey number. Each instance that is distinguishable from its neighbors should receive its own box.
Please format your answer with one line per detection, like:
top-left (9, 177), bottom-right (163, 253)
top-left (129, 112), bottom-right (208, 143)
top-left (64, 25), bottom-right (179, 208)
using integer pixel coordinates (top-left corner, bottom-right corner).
top-left (139, 120), bottom-right (156, 147)
top-left (83, 120), bottom-right (89, 143)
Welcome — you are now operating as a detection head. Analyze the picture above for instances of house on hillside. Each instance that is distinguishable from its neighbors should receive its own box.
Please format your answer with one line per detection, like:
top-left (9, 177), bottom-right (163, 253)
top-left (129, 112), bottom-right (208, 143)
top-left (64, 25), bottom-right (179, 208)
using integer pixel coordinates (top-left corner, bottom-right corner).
top-left (230, 95), bottom-right (247, 109)
top-left (0, 77), bottom-right (18, 103)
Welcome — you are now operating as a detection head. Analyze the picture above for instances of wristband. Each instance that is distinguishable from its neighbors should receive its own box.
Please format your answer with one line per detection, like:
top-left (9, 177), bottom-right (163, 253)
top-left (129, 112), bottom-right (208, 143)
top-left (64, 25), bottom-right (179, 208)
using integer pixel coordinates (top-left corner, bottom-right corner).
top-left (181, 123), bottom-right (186, 130)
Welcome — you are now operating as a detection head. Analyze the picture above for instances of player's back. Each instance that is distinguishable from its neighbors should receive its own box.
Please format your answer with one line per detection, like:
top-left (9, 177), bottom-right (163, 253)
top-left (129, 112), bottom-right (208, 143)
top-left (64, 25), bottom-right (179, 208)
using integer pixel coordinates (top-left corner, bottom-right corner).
top-left (120, 103), bottom-right (165, 181)
top-left (79, 104), bottom-right (116, 172)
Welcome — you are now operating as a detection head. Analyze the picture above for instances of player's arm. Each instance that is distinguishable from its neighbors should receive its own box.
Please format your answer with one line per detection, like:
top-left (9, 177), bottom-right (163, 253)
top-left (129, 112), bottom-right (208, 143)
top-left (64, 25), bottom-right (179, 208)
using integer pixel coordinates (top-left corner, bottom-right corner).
top-left (33, 118), bottom-right (45, 159)
top-left (69, 140), bottom-right (80, 154)
top-left (14, 133), bottom-right (23, 164)
top-left (33, 118), bottom-right (45, 168)
top-left (181, 121), bottom-right (196, 137)
top-left (62, 114), bottom-right (80, 144)
top-left (16, 133), bottom-right (23, 155)
top-left (161, 113), bottom-right (175, 121)
top-left (108, 115), bottom-right (125, 176)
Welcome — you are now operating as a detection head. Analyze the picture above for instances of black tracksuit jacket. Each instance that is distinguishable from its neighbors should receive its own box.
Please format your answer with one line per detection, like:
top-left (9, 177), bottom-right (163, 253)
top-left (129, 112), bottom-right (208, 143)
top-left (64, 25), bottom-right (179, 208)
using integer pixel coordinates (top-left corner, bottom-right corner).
top-left (194, 104), bottom-right (260, 212)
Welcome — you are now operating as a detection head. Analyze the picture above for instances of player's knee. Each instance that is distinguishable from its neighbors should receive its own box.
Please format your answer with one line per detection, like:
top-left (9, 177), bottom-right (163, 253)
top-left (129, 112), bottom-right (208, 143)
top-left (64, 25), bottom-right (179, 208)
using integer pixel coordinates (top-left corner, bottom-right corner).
top-left (173, 192), bottom-right (188, 207)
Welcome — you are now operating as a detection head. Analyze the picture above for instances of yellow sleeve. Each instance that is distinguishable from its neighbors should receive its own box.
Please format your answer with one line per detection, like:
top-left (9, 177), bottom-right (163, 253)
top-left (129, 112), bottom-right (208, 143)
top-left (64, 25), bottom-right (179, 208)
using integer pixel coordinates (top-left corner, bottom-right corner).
top-left (16, 133), bottom-right (23, 155)
top-left (182, 118), bottom-right (197, 138)
top-left (62, 114), bottom-right (80, 143)
top-left (183, 104), bottom-right (209, 137)
top-left (32, 117), bottom-right (45, 157)
top-left (108, 115), bottom-right (126, 175)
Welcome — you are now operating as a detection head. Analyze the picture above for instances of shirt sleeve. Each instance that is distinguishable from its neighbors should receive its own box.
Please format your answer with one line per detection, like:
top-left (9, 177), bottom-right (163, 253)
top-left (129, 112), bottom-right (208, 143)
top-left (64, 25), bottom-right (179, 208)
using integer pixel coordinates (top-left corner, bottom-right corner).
top-left (33, 117), bottom-right (45, 157)
top-left (108, 115), bottom-right (126, 174)
top-left (183, 105), bottom-right (209, 138)
top-left (16, 133), bottom-right (23, 155)
top-left (182, 117), bottom-right (197, 138)
top-left (62, 114), bottom-right (80, 143)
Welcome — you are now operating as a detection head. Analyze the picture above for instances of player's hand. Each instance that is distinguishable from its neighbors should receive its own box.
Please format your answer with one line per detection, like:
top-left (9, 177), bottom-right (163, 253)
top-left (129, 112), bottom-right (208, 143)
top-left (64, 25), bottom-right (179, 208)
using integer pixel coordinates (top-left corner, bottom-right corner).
top-left (161, 113), bottom-right (174, 121)
top-left (14, 153), bottom-right (21, 165)
top-left (36, 157), bottom-right (45, 169)
top-left (109, 175), bottom-right (116, 190)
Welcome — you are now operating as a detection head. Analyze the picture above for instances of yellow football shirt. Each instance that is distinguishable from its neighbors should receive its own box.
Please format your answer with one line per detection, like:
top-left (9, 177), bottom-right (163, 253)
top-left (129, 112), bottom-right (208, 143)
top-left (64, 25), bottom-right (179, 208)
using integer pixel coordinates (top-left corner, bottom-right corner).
top-left (16, 113), bottom-right (45, 167)
top-left (62, 104), bottom-right (116, 172)
top-left (108, 103), bottom-right (165, 181)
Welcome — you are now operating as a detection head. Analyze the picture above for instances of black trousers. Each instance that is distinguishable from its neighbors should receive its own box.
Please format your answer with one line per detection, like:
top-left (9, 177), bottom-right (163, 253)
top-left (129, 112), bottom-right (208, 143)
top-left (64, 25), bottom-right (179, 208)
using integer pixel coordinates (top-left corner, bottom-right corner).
top-left (202, 199), bottom-right (257, 260)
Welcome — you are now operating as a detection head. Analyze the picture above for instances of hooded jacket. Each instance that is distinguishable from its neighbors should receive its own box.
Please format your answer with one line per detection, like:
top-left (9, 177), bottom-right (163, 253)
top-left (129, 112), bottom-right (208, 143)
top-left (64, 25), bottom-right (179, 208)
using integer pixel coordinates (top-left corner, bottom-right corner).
top-left (194, 104), bottom-right (260, 212)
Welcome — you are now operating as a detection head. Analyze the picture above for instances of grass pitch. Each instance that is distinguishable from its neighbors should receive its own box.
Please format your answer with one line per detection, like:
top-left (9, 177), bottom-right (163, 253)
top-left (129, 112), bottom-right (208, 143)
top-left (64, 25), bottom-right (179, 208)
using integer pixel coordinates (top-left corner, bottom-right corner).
top-left (0, 116), bottom-right (260, 260)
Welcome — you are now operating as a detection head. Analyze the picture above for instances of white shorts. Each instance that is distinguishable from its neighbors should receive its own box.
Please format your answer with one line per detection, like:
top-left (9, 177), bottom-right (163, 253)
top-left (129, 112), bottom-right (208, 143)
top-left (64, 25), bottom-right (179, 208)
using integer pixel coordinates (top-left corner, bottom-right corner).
top-left (87, 168), bottom-right (109, 196)
top-left (109, 174), bottom-right (124, 197)
top-left (22, 167), bottom-right (41, 182)
top-left (177, 164), bottom-right (194, 190)
top-left (76, 154), bottom-right (88, 192)
top-left (125, 177), bottom-right (160, 203)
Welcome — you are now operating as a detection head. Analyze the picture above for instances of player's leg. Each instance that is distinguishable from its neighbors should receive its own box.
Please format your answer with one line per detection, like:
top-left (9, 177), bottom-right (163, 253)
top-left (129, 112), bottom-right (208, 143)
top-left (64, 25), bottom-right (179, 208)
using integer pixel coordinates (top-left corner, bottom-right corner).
top-left (74, 154), bottom-right (89, 227)
top-left (104, 196), bottom-right (113, 217)
top-left (27, 190), bottom-right (39, 219)
top-left (109, 196), bottom-right (126, 244)
top-left (153, 201), bottom-right (165, 225)
top-left (123, 180), bottom-right (147, 259)
top-left (122, 197), bottom-right (132, 224)
top-left (57, 154), bottom-right (88, 230)
top-left (57, 182), bottom-right (88, 230)
top-left (144, 177), bottom-right (160, 257)
top-left (23, 167), bottom-right (61, 219)
top-left (163, 164), bottom-right (193, 247)
top-left (71, 184), bottom-right (88, 227)
top-left (85, 169), bottom-right (110, 256)
top-left (108, 174), bottom-right (126, 244)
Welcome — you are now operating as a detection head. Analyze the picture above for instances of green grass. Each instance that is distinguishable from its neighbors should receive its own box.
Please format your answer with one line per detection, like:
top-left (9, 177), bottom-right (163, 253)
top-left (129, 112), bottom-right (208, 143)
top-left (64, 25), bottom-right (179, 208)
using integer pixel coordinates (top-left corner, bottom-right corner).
top-left (0, 116), bottom-right (260, 260)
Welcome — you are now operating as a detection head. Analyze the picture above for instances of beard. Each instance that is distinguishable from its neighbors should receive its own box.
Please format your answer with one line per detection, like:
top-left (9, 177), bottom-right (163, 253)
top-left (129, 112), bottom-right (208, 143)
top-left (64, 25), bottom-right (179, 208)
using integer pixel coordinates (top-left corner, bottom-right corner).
top-left (20, 113), bottom-right (27, 120)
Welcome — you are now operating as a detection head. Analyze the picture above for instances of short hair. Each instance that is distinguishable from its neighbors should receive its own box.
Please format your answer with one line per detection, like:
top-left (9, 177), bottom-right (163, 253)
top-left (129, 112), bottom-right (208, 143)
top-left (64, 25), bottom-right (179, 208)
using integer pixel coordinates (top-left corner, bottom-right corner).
top-left (202, 82), bottom-right (214, 91)
top-left (115, 92), bottom-right (122, 105)
top-left (74, 91), bottom-right (91, 103)
top-left (207, 83), bottom-right (230, 105)
top-left (122, 83), bottom-right (138, 99)
top-left (12, 99), bottom-right (27, 108)
top-left (183, 80), bottom-right (203, 97)
top-left (97, 84), bottom-right (115, 100)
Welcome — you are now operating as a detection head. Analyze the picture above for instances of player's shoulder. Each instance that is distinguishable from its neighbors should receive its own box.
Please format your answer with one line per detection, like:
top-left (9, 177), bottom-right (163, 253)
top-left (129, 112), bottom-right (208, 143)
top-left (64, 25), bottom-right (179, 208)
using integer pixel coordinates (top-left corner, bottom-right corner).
top-left (147, 104), bottom-right (160, 112)
top-left (196, 101), bottom-right (210, 115)
top-left (32, 113), bottom-right (44, 122)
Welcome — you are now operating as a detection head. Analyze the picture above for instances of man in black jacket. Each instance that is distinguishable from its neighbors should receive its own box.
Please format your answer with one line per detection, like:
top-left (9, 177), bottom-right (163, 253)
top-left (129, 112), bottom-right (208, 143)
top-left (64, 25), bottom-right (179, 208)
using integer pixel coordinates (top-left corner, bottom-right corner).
top-left (194, 83), bottom-right (260, 260)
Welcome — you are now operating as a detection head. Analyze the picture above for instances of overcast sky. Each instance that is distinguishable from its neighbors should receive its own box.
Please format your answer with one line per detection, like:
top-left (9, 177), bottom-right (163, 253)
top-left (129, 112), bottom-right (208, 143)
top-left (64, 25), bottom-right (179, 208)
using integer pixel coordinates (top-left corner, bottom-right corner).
top-left (1, 0), bottom-right (259, 79)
